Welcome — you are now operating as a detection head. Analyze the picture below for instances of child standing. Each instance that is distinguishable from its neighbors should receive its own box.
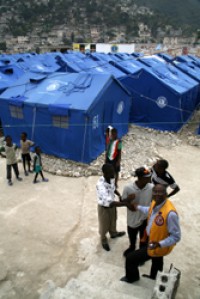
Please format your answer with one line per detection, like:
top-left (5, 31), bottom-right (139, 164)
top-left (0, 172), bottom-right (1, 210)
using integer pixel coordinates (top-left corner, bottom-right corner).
top-left (0, 135), bottom-right (23, 186)
top-left (105, 128), bottom-right (122, 188)
top-left (33, 146), bottom-right (48, 184)
top-left (105, 125), bottom-right (113, 150)
top-left (20, 132), bottom-right (34, 176)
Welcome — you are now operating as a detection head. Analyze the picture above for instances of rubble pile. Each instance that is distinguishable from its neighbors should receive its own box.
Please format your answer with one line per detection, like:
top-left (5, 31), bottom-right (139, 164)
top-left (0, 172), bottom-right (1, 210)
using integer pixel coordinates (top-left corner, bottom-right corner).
top-left (42, 110), bottom-right (200, 178)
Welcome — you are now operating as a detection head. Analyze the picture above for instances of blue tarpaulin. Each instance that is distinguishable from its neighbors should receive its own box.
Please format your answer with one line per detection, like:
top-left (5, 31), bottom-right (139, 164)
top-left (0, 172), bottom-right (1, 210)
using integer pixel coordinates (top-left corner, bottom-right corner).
top-left (0, 65), bottom-right (25, 94)
top-left (172, 60), bottom-right (200, 108)
top-left (111, 54), bottom-right (199, 131)
top-left (0, 71), bottom-right (131, 163)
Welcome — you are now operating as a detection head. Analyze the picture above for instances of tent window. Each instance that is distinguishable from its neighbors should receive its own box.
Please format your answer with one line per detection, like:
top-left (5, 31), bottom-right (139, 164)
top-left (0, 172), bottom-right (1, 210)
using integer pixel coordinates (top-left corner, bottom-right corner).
top-left (52, 116), bottom-right (69, 129)
top-left (9, 105), bottom-right (24, 119)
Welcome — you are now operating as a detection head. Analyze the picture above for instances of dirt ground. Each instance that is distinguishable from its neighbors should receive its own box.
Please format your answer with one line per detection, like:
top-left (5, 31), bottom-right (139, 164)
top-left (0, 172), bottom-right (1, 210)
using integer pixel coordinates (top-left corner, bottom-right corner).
top-left (0, 143), bottom-right (200, 299)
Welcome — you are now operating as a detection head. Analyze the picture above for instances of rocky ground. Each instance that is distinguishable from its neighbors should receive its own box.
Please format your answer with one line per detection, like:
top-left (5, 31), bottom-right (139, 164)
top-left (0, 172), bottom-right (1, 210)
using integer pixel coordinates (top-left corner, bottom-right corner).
top-left (42, 110), bottom-right (200, 178)
top-left (0, 109), bottom-right (199, 299)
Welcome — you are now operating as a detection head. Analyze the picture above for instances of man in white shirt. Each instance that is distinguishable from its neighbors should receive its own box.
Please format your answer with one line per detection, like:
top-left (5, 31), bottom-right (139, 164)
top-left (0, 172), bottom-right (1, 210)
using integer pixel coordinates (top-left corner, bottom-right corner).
top-left (121, 167), bottom-right (153, 257)
top-left (96, 164), bottom-right (125, 251)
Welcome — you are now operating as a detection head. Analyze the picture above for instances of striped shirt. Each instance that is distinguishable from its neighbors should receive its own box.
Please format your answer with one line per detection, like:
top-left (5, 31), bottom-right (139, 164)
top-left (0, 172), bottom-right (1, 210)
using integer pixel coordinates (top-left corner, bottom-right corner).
top-left (107, 139), bottom-right (122, 161)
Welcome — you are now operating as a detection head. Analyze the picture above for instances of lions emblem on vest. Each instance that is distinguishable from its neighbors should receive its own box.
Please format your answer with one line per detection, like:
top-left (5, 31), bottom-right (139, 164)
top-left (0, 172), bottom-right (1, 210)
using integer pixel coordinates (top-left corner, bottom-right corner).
top-left (155, 213), bottom-right (164, 226)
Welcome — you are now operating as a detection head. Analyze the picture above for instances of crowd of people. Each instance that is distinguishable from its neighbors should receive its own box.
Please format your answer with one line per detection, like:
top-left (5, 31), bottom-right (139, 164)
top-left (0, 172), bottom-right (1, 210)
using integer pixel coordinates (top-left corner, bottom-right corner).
top-left (0, 132), bottom-right (48, 185)
top-left (96, 126), bottom-right (181, 283)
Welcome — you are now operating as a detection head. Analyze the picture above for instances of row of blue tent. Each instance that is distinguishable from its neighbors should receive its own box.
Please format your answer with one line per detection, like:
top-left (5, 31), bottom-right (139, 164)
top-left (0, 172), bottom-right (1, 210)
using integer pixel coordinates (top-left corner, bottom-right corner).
top-left (0, 51), bottom-right (199, 163)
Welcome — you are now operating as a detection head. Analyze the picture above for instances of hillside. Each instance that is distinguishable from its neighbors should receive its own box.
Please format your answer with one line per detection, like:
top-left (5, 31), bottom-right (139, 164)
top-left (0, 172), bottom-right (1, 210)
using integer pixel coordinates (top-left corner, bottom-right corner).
top-left (133, 0), bottom-right (200, 30)
top-left (0, 0), bottom-right (199, 41)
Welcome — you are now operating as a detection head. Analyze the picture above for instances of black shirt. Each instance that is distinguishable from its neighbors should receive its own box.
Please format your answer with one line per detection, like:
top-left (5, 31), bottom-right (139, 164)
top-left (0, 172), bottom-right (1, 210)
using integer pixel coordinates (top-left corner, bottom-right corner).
top-left (151, 166), bottom-right (178, 189)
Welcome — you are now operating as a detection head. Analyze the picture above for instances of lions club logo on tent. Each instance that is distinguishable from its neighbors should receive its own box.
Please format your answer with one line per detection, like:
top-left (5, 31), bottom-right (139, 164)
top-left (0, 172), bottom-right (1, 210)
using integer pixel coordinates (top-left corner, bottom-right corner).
top-left (117, 101), bottom-right (124, 114)
top-left (156, 96), bottom-right (168, 109)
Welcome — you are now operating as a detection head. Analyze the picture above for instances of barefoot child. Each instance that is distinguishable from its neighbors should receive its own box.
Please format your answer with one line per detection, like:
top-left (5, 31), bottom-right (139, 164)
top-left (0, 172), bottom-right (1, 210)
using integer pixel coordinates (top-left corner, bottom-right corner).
top-left (0, 135), bottom-right (23, 186)
top-left (20, 132), bottom-right (34, 176)
top-left (33, 146), bottom-right (48, 184)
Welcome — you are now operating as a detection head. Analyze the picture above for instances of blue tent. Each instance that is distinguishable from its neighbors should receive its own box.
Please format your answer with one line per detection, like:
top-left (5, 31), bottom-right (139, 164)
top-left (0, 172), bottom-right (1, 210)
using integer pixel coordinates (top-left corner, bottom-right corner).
top-left (0, 72), bottom-right (131, 163)
top-left (131, 52), bottom-right (144, 58)
top-left (0, 65), bottom-right (25, 94)
top-left (0, 54), bottom-right (16, 66)
top-left (53, 53), bottom-right (83, 73)
top-left (172, 60), bottom-right (200, 108)
top-left (114, 53), bottom-right (132, 60)
top-left (64, 53), bottom-right (127, 79)
top-left (106, 54), bottom-right (199, 131)
top-left (174, 55), bottom-right (200, 68)
top-left (88, 52), bottom-right (199, 131)
top-left (90, 52), bottom-right (143, 77)
top-left (157, 53), bottom-right (174, 63)
top-left (188, 55), bottom-right (200, 66)
top-left (15, 53), bottom-right (63, 73)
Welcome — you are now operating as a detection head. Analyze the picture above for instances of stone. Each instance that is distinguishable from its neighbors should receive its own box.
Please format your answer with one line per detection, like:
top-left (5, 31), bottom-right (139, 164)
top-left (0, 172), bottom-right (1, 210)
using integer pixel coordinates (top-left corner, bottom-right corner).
top-left (56, 170), bottom-right (62, 176)
top-left (151, 266), bottom-right (181, 299)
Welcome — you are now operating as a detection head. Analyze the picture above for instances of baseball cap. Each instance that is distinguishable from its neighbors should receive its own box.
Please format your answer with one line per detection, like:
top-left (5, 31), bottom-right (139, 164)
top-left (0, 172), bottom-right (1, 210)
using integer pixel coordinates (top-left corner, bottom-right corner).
top-left (133, 167), bottom-right (151, 178)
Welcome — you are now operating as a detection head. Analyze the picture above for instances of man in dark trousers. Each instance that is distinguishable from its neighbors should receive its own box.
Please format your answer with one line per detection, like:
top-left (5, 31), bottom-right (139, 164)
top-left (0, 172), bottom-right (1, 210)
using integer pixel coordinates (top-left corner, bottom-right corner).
top-left (120, 184), bottom-right (181, 283)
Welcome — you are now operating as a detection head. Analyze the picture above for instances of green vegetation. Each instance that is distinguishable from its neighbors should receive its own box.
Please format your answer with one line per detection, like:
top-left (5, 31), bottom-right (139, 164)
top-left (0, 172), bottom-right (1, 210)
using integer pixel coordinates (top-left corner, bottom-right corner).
top-left (0, 0), bottom-right (199, 37)
top-left (133, 0), bottom-right (200, 33)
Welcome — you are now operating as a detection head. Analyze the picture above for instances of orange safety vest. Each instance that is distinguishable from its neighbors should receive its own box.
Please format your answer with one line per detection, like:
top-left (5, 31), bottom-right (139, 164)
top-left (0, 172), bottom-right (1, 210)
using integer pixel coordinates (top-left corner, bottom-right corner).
top-left (147, 199), bottom-right (177, 257)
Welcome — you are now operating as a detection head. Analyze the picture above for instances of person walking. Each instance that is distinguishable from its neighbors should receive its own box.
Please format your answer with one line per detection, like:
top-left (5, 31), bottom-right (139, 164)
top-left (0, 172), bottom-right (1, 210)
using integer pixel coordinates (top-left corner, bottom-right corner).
top-left (33, 146), bottom-right (48, 184)
top-left (120, 184), bottom-right (181, 283)
top-left (96, 163), bottom-right (125, 251)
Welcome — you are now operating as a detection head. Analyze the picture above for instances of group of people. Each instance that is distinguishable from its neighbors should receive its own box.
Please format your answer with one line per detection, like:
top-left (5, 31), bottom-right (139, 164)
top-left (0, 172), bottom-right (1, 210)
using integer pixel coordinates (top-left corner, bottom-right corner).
top-left (96, 126), bottom-right (181, 283)
top-left (0, 127), bottom-right (181, 283)
top-left (0, 132), bottom-right (48, 185)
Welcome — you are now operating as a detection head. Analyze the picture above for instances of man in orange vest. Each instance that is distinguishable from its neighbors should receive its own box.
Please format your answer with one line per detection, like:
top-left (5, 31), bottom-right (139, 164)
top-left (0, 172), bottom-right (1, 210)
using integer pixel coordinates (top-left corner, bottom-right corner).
top-left (120, 184), bottom-right (181, 283)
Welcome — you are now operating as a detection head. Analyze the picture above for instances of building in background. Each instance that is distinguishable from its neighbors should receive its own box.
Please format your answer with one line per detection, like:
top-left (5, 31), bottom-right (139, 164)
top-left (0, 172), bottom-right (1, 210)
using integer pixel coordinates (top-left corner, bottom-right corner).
top-left (73, 43), bottom-right (135, 53)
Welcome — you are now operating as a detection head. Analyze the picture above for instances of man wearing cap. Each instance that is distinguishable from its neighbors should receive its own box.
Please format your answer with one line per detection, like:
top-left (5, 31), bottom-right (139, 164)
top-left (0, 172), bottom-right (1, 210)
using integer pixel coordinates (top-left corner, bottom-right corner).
top-left (120, 167), bottom-right (153, 257)
top-left (120, 184), bottom-right (181, 283)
